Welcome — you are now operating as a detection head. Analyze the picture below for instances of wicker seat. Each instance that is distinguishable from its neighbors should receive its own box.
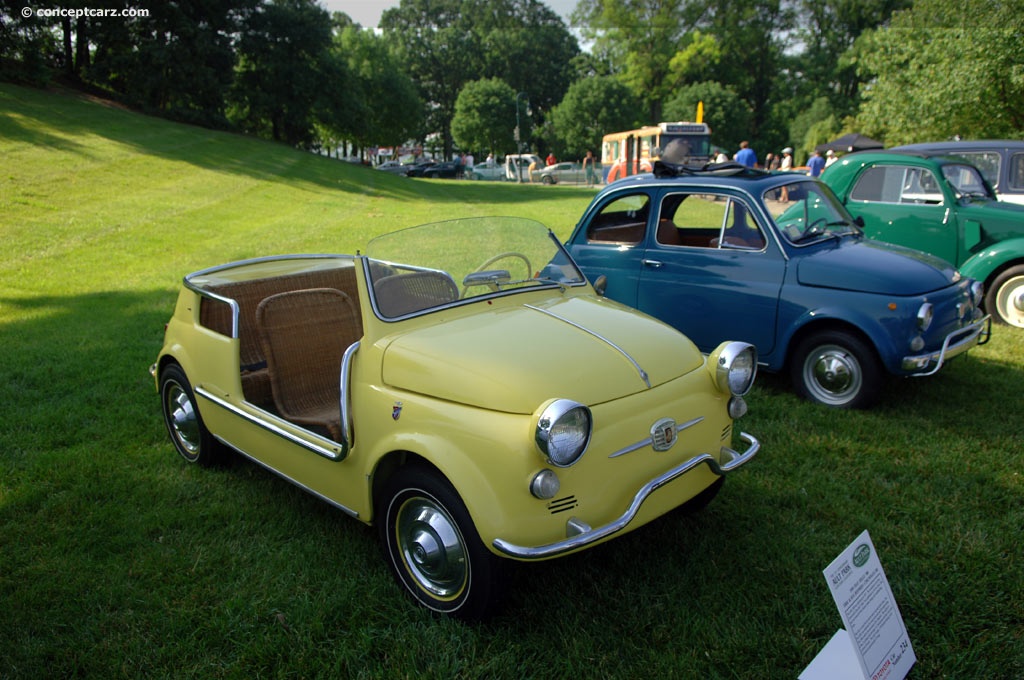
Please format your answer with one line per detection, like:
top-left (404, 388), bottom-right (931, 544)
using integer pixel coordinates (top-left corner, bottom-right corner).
top-left (373, 271), bottom-right (459, 317)
top-left (256, 288), bottom-right (361, 440)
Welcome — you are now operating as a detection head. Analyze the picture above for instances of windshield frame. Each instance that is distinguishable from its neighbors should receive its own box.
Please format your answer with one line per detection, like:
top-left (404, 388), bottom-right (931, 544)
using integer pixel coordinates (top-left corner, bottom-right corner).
top-left (362, 217), bottom-right (588, 321)
top-left (764, 178), bottom-right (863, 247)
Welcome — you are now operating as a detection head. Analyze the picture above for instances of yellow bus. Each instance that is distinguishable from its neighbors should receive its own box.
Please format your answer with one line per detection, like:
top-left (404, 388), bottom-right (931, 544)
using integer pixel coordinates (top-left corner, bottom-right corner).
top-left (601, 121), bottom-right (712, 183)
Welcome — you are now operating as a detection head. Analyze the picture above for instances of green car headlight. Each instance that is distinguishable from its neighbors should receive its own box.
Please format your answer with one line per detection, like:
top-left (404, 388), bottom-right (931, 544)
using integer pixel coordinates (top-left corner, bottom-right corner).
top-left (535, 399), bottom-right (592, 467)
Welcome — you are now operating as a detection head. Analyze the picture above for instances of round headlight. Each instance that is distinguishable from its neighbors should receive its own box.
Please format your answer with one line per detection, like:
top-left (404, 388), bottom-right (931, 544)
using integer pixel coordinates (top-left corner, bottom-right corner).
top-left (916, 302), bottom-right (934, 331)
top-left (715, 342), bottom-right (757, 396)
top-left (535, 399), bottom-right (592, 467)
top-left (971, 281), bottom-right (984, 306)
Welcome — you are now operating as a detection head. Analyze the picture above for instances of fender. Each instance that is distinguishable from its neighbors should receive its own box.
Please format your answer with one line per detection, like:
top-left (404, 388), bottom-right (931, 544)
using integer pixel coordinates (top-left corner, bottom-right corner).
top-left (960, 237), bottom-right (1024, 285)
top-left (775, 302), bottom-right (904, 374)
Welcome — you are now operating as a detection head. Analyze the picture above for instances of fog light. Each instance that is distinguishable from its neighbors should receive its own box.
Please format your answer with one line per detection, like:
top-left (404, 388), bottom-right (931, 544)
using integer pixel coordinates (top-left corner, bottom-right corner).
top-left (530, 469), bottom-right (560, 499)
top-left (728, 396), bottom-right (748, 419)
top-left (910, 335), bottom-right (925, 352)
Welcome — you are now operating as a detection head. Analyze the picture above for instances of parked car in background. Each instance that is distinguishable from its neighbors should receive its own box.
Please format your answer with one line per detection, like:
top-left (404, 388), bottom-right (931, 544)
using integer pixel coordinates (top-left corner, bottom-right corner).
top-left (375, 160), bottom-right (410, 176)
top-left (822, 150), bottom-right (1024, 327)
top-left (421, 160), bottom-right (462, 179)
top-left (566, 162), bottom-right (990, 408)
top-left (469, 159), bottom-right (505, 181)
top-left (537, 162), bottom-right (587, 185)
top-left (403, 159), bottom-right (437, 177)
top-left (890, 140), bottom-right (1024, 205)
top-left (152, 216), bottom-right (760, 620)
top-left (505, 153), bottom-right (543, 181)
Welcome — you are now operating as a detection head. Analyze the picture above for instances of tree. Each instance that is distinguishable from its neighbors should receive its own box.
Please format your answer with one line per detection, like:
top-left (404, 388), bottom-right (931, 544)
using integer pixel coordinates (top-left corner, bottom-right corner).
top-left (854, 0), bottom-right (1024, 144)
top-left (794, 0), bottom-right (910, 117)
top-left (381, 0), bottom-right (578, 158)
top-left (451, 78), bottom-right (518, 156)
top-left (548, 75), bottom-right (641, 158)
top-left (231, 0), bottom-right (340, 147)
top-left (325, 23), bottom-right (421, 150)
top-left (572, 0), bottom-right (707, 122)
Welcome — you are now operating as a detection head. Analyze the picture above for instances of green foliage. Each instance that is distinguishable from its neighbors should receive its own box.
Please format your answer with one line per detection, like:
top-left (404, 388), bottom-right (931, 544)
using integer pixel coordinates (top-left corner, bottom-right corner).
top-left (855, 0), bottom-right (1024, 144)
top-left (230, 0), bottom-right (338, 147)
top-left (548, 75), bottom-right (640, 158)
top-left (2, 84), bottom-right (1023, 678)
top-left (663, 81), bottom-right (751, 153)
top-left (451, 78), bottom-right (518, 156)
top-left (326, 25), bottom-right (422, 148)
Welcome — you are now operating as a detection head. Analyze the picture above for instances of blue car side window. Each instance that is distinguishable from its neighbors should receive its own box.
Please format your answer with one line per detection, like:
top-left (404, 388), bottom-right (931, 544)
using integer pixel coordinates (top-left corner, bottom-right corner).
top-left (585, 194), bottom-right (650, 245)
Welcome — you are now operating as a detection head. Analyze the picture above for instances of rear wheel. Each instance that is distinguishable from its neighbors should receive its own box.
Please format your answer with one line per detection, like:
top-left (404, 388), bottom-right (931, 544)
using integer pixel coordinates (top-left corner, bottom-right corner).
top-left (159, 363), bottom-right (224, 466)
top-left (378, 465), bottom-right (504, 620)
top-left (985, 265), bottom-right (1024, 327)
top-left (790, 330), bottom-right (882, 409)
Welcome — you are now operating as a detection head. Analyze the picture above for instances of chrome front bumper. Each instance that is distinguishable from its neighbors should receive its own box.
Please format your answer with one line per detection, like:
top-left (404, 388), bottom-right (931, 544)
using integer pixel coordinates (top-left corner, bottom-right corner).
top-left (902, 314), bottom-right (991, 375)
top-left (492, 431), bottom-right (760, 560)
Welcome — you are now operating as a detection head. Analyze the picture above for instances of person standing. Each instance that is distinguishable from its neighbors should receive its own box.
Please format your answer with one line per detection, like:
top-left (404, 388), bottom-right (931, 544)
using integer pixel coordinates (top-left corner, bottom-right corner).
top-left (546, 152), bottom-right (557, 166)
top-left (825, 149), bottom-right (838, 168)
top-left (779, 148), bottom-right (794, 202)
top-left (582, 150), bottom-right (597, 187)
top-left (735, 141), bottom-right (756, 168)
top-left (808, 150), bottom-right (826, 177)
top-left (464, 152), bottom-right (474, 179)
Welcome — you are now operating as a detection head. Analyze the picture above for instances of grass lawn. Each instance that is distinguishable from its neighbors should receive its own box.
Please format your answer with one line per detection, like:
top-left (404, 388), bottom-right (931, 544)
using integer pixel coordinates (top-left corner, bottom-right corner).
top-left (1, 83), bottom-right (1022, 679)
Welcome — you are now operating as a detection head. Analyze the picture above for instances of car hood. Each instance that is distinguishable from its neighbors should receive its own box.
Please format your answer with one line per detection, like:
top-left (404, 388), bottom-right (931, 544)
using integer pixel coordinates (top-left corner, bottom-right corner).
top-left (381, 295), bottom-right (703, 414)
top-left (796, 239), bottom-right (959, 295)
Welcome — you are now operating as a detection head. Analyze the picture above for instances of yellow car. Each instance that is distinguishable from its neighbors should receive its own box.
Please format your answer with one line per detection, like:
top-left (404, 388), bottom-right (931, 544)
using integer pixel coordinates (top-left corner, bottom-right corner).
top-left (152, 217), bottom-right (760, 619)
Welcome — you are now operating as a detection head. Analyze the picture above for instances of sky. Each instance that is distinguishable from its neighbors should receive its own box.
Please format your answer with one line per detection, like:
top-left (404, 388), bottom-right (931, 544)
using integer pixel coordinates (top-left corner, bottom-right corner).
top-left (320, 0), bottom-right (577, 29)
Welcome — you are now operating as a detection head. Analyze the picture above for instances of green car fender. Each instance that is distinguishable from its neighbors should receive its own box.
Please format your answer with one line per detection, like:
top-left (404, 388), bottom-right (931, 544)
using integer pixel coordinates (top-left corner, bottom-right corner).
top-left (960, 236), bottom-right (1024, 287)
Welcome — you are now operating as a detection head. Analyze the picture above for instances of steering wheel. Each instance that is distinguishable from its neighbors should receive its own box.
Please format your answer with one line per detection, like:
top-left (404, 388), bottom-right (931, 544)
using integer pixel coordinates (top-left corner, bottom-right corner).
top-left (462, 252), bottom-right (533, 296)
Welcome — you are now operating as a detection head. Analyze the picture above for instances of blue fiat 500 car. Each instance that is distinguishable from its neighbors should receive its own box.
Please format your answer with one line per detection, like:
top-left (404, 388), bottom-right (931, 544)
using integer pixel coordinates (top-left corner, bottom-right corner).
top-left (565, 162), bottom-right (991, 408)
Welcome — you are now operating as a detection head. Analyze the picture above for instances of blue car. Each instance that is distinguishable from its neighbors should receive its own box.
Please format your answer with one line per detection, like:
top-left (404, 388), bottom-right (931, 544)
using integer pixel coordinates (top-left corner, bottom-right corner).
top-left (565, 162), bottom-right (991, 408)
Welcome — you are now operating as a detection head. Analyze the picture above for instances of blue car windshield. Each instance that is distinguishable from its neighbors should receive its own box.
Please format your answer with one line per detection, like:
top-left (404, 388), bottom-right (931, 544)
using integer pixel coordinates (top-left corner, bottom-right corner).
top-left (766, 180), bottom-right (862, 245)
top-left (364, 217), bottom-right (586, 319)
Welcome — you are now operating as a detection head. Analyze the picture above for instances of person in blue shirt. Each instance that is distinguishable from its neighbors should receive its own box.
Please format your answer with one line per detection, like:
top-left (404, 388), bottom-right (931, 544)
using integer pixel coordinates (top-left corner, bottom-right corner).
top-left (808, 150), bottom-right (826, 177)
top-left (735, 141), bottom-right (757, 168)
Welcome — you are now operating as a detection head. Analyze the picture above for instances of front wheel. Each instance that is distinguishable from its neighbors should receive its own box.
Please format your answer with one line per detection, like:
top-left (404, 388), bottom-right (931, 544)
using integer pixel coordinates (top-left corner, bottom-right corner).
top-left (790, 330), bottom-right (882, 409)
top-left (985, 264), bottom-right (1024, 327)
top-left (378, 465), bottom-right (505, 620)
top-left (159, 363), bottom-right (225, 465)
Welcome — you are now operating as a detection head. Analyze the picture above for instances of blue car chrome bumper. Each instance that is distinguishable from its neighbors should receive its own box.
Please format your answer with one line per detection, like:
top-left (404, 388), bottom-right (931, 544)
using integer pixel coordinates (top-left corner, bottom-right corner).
top-left (902, 315), bottom-right (991, 375)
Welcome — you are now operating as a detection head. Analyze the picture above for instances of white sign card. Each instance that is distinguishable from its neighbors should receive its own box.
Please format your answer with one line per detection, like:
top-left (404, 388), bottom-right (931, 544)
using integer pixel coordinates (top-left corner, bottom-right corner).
top-left (801, 530), bottom-right (916, 680)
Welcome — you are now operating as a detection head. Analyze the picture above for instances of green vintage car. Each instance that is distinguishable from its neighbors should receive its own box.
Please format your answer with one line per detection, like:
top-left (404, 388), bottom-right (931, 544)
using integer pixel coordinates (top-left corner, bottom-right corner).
top-left (822, 150), bottom-right (1024, 327)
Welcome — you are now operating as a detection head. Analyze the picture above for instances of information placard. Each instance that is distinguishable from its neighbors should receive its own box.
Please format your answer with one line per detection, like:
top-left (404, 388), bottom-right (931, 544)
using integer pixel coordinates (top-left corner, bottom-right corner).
top-left (806, 530), bottom-right (915, 680)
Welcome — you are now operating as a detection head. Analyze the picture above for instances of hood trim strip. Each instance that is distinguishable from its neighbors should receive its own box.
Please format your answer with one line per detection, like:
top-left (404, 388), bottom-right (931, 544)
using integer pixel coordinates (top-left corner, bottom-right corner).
top-left (524, 304), bottom-right (651, 388)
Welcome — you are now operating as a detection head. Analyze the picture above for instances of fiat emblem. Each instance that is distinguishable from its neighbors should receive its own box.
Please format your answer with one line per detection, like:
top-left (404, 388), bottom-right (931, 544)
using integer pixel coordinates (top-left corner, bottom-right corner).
top-left (651, 418), bottom-right (677, 452)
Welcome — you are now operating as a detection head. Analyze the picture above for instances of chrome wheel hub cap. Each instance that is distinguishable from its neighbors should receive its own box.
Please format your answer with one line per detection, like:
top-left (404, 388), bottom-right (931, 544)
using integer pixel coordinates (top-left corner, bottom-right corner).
top-left (806, 345), bottom-right (861, 405)
top-left (167, 385), bottom-right (200, 454)
top-left (397, 499), bottom-right (467, 599)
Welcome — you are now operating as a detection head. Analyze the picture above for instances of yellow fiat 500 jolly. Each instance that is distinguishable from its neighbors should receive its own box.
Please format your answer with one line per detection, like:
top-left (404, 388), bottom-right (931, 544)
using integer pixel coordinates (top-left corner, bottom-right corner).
top-left (152, 217), bottom-right (760, 619)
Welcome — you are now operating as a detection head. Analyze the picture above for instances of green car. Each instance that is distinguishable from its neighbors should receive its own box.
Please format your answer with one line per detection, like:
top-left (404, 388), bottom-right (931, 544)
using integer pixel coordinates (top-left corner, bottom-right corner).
top-left (822, 150), bottom-right (1024, 327)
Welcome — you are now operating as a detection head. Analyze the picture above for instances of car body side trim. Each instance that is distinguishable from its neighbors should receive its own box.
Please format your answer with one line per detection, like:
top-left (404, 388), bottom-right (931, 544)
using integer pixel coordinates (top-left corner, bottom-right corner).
top-left (194, 385), bottom-right (349, 461)
top-left (493, 431), bottom-right (759, 559)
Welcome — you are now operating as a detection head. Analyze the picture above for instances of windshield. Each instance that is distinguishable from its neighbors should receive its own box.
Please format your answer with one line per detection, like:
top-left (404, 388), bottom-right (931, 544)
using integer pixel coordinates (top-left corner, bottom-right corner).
top-left (765, 180), bottom-right (862, 245)
top-left (364, 217), bottom-right (586, 319)
top-left (941, 163), bottom-right (994, 200)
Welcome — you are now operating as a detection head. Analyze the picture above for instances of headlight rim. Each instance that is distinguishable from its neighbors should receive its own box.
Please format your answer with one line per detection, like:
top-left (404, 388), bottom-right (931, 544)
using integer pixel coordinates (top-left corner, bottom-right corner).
top-left (534, 398), bottom-right (592, 468)
top-left (715, 341), bottom-right (758, 397)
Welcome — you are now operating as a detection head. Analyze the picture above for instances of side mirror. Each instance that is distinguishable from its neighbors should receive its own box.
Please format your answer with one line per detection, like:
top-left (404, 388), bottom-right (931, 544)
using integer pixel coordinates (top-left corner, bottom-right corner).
top-left (593, 275), bottom-right (607, 296)
top-left (853, 215), bottom-right (865, 228)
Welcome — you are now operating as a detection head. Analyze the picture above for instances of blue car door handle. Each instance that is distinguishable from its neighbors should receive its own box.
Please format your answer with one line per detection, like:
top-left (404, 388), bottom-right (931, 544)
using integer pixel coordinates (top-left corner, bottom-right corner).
top-left (642, 259), bottom-right (663, 268)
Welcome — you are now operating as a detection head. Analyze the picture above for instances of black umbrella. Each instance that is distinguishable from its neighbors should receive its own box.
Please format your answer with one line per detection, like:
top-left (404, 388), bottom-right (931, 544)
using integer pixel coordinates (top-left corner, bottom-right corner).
top-left (815, 133), bottom-right (884, 153)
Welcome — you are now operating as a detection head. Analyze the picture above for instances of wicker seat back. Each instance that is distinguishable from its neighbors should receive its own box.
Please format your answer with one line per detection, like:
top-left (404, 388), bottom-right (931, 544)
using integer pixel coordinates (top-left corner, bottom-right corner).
top-left (373, 271), bottom-right (459, 317)
top-left (256, 288), bottom-right (360, 440)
